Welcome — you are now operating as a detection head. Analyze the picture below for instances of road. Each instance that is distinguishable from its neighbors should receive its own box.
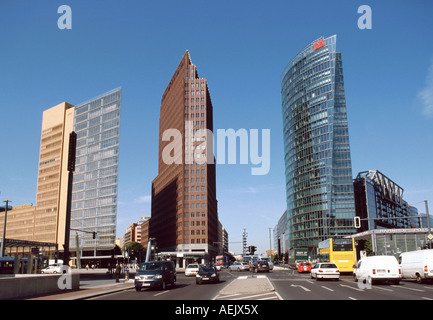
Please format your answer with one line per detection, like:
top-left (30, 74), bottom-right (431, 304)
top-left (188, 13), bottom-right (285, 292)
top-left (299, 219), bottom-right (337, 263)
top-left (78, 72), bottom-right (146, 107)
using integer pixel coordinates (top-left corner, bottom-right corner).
top-left (89, 267), bottom-right (433, 301)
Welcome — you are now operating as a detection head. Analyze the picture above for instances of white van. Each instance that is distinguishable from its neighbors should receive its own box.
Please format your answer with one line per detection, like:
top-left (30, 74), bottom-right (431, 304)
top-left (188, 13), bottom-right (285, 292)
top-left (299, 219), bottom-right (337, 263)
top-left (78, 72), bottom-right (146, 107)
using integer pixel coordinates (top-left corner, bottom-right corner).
top-left (353, 255), bottom-right (401, 285)
top-left (398, 249), bottom-right (433, 284)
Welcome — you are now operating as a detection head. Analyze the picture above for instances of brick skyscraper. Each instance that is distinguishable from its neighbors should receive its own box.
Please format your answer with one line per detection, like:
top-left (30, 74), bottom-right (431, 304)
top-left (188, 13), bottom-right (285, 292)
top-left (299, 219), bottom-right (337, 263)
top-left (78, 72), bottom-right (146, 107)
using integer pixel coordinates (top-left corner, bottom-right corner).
top-left (151, 51), bottom-right (219, 265)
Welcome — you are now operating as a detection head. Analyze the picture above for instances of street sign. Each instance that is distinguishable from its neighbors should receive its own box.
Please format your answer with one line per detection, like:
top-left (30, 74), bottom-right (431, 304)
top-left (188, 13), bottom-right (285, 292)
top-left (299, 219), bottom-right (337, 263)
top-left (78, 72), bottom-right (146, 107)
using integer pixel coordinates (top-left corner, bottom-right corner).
top-left (427, 234), bottom-right (433, 240)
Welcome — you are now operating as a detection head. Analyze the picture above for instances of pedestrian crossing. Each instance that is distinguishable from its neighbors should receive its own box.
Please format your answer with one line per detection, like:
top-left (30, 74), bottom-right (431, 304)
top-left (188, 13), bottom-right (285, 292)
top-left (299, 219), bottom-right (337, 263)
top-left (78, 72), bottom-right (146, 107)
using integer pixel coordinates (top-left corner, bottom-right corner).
top-left (213, 291), bottom-right (282, 300)
top-left (212, 275), bottom-right (283, 300)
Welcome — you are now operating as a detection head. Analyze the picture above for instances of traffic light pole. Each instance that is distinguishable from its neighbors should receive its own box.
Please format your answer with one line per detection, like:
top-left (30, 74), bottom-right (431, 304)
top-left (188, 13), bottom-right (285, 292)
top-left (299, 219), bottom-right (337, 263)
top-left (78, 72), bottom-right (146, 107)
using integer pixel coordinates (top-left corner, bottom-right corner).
top-left (63, 132), bottom-right (76, 267)
top-left (425, 200), bottom-right (431, 248)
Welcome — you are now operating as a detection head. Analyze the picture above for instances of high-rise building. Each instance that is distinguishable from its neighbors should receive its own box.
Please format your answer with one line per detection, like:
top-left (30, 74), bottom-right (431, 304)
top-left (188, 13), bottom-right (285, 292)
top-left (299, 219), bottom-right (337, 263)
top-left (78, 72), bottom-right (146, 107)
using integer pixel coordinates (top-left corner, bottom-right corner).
top-left (35, 102), bottom-right (75, 244)
top-left (151, 51), bottom-right (219, 266)
top-left (0, 89), bottom-right (121, 266)
top-left (70, 88), bottom-right (122, 259)
top-left (281, 35), bottom-right (355, 256)
top-left (353, 169), bottom-right (420, 231)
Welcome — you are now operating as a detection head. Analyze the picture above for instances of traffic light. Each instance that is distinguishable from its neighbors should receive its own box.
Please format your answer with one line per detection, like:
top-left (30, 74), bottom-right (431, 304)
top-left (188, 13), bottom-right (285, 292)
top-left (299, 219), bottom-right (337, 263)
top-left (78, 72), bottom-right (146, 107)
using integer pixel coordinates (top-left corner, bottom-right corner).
top-left (354, 216), bottom-right (361, 229)
top-left (249, 245), bottom-right (257, 255)
top-left (92, 232), bottom-right (96, 239)
top-left (67, 131), bottom-right (77, 172)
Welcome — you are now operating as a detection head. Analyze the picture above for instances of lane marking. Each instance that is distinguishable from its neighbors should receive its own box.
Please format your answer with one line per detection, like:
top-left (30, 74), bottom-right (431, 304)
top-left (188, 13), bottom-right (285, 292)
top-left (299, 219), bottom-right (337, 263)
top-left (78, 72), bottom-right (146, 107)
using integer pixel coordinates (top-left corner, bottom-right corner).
top-left (391, 285), bottom-right (424, 292)
top-left (291, 284), bottom-right (311, 292)
top-left (374, 286), bottom-right (393, 292)
top-left (154, 290), bottom-right (170, 297)
top-left (339, 284), bottom-right (364, 292)
top-left (321, 286), bottom-right (334, 292)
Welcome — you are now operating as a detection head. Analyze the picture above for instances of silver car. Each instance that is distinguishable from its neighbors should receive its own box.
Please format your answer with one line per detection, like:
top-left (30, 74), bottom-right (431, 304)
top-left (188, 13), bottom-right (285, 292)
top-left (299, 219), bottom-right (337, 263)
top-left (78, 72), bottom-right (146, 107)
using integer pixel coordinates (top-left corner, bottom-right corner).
top-left (228, 262), bottom-right (249, 271)
top-left (41, 264), bottom-right (62, 274)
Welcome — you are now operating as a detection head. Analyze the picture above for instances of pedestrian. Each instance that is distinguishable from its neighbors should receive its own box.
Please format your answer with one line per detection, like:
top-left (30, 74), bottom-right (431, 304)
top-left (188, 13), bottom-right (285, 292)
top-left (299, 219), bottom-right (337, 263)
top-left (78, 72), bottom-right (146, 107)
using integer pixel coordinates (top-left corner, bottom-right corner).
top-left (124, 264), bottom-right (129, 281)
top-left (115, 263), bottom-right (121, 282)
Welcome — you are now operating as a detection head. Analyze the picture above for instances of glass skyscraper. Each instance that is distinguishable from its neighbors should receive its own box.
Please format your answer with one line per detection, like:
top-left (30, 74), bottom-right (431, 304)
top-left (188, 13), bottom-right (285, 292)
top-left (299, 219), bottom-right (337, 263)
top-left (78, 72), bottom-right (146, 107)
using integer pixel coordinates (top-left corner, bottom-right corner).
top-left (71, 88), bottom-right (122, 255)
top-left (281, 35), bottom-right (355, 256)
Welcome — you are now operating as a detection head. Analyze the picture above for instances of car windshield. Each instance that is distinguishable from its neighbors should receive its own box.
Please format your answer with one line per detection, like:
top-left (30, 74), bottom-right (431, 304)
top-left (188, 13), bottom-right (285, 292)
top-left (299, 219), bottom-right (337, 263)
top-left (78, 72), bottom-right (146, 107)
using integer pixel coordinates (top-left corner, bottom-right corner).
top-left (139, 262), bottom-right (162, 271)
top-left (200, 267), bottom-right (214, 272)
top-left (187, 264), bottom-right (198, 268)
top-left (320, 263), bottom-right (337, 268)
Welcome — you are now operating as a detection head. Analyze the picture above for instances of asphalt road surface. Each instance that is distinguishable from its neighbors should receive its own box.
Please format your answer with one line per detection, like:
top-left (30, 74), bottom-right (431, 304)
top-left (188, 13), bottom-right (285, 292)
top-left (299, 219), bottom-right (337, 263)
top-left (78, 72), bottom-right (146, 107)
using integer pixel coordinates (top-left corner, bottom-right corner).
top-left (89, 267), bottom-right (433, 301)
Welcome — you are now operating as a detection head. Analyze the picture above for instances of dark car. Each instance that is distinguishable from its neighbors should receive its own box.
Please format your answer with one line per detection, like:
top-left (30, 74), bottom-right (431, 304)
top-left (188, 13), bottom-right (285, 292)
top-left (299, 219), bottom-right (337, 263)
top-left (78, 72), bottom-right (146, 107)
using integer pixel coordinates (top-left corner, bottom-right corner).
top-left (250, 260), bottom-right (270, 273)
top-left (196, 266), bottom-right (220, 284)
top-left (135, 261), bottom-right (176, 291)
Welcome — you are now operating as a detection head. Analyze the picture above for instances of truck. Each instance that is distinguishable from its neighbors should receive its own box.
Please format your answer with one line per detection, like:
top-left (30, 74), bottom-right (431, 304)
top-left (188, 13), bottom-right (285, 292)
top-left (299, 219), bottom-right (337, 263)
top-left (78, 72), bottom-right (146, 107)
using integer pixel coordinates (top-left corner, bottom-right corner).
top-left (289, 248), bottom-right (309, 269)
top-left (215, 255), bottom-right (226, 269)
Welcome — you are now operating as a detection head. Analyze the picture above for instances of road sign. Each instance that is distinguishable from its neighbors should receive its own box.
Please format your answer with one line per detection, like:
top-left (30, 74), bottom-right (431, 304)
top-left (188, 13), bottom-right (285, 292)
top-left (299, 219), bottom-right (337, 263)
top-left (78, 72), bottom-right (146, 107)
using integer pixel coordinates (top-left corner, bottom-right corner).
top-left (427, 234), bottom-right (433, 240)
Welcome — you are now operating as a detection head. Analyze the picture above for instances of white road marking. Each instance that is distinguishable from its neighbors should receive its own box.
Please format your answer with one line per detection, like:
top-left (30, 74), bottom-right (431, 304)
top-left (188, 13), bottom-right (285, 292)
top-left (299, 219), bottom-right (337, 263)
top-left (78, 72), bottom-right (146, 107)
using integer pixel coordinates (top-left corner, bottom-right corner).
top-left (321, 286), bottom-right (334, 292)
top-left (291, 284), bottom-right (311, 292)
top-left (339, 284), bottom-right (364, 292)
top-left (154, 290), bottom-right (170, 297)
top-left (391, 285), bottom-right (424, 292)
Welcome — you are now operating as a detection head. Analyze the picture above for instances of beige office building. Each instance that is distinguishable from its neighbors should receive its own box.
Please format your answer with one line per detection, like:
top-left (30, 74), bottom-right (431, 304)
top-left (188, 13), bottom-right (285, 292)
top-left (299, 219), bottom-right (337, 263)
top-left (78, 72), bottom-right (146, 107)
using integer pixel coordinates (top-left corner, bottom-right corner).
top-left (0, 103), bottom-right (75, 246)
top-left (1, 89), bottom-right (122, 267)
top-left (34, 102), bottom-right (75, 245)
top-left (0, 102), bottom-right (74, 257)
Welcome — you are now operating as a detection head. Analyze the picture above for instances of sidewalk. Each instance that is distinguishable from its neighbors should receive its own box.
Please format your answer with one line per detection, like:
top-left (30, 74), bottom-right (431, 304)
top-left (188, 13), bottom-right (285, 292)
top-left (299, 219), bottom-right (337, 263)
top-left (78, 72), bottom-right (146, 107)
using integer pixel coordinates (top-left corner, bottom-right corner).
top-left (26, 268), bottom-right (136, 300)
top-left (25, 267), bottom-right (185, 300)
top-left (27, 279), bottom-right (135, 300)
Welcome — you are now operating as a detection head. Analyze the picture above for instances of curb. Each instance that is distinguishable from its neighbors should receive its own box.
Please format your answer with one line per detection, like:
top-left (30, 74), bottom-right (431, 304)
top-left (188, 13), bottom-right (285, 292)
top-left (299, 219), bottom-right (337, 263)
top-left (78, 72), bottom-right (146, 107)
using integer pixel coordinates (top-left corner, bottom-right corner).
top-left (61, 284), bottom-right (135, 300)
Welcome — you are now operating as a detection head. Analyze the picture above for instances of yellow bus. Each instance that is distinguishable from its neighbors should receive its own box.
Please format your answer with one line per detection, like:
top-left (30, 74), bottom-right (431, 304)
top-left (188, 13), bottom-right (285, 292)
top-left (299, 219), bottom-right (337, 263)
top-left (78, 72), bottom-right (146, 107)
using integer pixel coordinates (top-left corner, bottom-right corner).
top-left (318, 238), bottom-right (356, 273)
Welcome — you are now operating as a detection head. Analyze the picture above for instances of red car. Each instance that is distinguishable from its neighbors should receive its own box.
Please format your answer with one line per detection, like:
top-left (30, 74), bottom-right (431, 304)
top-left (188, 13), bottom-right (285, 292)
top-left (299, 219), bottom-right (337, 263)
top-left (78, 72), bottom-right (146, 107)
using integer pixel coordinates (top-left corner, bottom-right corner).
top-left (298, 262), bottom-right (312, 273)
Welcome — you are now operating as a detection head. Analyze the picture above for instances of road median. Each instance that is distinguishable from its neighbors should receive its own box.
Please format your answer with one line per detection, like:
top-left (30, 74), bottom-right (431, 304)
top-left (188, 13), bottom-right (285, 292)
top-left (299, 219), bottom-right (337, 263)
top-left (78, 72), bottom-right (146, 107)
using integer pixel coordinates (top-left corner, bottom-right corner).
top-left (218, 275), bottom-right (275, 296)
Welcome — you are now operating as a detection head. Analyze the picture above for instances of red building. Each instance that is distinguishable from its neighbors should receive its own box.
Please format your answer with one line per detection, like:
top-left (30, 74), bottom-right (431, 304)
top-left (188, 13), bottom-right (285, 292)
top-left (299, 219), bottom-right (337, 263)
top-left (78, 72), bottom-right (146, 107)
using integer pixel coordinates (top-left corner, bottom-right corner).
top-left (150, 51), bottom-right (220, 266)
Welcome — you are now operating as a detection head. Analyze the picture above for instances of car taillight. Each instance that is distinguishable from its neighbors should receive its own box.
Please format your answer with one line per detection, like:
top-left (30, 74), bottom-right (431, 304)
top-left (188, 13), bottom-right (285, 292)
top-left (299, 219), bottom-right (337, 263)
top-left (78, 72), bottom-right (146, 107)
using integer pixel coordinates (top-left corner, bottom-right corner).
top-left (424, 265), bottom-right (428, 273)
top-left (318, 270), bottom-right (323, 273)
top-left (336, 270), bottom-right (339, 273)
top-left (399, 269), bottom-right (401, 274)
top-left (372, 269), bottom-right (376, 275)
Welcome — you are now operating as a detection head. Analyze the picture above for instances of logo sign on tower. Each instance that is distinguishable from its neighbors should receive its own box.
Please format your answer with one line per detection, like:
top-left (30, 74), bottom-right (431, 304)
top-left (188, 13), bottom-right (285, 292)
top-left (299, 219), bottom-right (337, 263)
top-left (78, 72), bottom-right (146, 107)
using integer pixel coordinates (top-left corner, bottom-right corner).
top-left (313, 39), bottom-right (325, 50)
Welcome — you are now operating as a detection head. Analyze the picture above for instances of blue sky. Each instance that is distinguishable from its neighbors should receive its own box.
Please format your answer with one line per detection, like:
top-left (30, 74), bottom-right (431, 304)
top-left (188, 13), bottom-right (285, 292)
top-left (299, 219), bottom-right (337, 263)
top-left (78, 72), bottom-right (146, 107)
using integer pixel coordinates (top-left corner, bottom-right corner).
top-left (1, 1), bottom-right (432, 255)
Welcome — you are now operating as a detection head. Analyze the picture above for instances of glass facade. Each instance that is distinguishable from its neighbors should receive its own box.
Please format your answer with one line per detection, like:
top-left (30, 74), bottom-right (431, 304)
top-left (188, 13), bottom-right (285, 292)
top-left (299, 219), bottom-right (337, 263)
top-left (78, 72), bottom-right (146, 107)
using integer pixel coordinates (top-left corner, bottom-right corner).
top-left (281, 35), bottom-right (355, 256)
top-left (351, 229), bottom-right (431, 258)
top-left (70, 88), bottom-right (122, 251)
top-left (353, 170), bottom-right (420, 231)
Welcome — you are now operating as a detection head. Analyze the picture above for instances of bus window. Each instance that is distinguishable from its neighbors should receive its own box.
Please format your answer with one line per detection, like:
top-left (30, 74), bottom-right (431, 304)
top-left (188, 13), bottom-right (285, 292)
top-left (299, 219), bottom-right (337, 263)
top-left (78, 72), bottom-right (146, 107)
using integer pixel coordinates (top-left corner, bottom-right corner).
top-left (332, 239), bottom-right (353, 251)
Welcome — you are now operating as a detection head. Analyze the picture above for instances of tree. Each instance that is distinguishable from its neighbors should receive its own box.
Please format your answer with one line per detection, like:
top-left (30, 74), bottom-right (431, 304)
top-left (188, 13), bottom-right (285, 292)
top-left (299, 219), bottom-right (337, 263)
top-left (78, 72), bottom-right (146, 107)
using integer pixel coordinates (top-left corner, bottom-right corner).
top-left (364, 239), bottom-right (374, 256)
top-left (123, 242), bottom-right (145, 260)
